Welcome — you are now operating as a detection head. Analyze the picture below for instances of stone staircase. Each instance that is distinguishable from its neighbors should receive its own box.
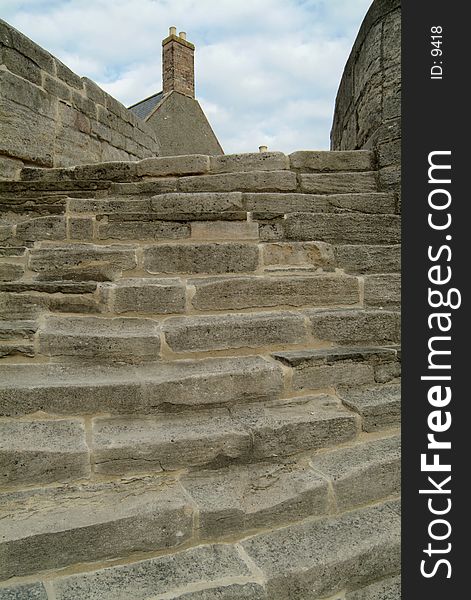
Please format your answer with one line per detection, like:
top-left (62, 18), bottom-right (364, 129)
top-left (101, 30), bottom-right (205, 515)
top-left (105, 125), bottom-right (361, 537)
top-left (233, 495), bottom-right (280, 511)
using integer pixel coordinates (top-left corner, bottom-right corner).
top-left (0, 151), bottom-right (401, 599)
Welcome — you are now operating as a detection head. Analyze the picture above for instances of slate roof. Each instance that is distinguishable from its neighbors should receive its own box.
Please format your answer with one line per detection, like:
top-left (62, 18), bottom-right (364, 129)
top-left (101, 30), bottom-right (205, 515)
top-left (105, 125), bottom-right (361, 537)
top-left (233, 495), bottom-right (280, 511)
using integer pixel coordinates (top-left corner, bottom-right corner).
top-left (128, 92), bottom-right (164, 120)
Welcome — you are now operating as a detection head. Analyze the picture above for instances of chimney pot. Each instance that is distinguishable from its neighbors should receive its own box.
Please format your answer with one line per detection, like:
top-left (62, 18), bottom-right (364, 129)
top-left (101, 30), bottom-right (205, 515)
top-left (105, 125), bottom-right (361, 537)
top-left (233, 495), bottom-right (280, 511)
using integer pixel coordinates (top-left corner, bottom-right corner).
top-left (259, 145), bottom-right (268, 153)
top-left (169, 26), bottom-right (177, 36)
top-left (179, 31), bottom-right (187, 40)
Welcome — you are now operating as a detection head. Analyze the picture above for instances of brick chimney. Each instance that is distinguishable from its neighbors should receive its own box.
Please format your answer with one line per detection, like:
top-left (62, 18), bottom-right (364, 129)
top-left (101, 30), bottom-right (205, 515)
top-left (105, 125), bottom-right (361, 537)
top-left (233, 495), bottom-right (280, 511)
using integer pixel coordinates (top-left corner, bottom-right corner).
top-left (162, 27), bottom-right (195, 98)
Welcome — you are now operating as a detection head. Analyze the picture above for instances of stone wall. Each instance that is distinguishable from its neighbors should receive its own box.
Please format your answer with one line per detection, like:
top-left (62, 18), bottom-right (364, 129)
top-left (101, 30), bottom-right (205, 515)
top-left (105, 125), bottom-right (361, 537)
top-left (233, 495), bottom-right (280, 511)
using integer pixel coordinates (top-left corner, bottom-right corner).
top-left (330, 0), bottom-right (401, 193)
top-left (0, 19), bottom-right (161, 180)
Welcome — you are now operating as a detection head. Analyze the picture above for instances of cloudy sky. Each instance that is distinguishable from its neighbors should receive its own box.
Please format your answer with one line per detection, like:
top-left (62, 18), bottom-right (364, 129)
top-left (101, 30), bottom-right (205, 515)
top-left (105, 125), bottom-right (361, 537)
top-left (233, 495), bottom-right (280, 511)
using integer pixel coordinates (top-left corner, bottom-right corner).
top-left (1, 0), bottom-right (372, 153)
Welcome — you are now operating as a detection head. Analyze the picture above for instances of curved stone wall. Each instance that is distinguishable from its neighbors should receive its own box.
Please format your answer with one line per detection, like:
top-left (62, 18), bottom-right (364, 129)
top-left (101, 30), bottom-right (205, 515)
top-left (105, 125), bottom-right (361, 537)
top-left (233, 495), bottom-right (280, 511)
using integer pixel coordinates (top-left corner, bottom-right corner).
top-left (0, 19), bottom-right (161, 180)
top-left (330, 0), bottom-right (401, 193)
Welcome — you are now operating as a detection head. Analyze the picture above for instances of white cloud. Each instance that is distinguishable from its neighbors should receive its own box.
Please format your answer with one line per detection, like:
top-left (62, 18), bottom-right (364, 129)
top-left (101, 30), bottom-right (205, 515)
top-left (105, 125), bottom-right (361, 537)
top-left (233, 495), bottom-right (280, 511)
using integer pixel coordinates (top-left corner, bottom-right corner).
top-left (1, 0), bottom-right (372, 153)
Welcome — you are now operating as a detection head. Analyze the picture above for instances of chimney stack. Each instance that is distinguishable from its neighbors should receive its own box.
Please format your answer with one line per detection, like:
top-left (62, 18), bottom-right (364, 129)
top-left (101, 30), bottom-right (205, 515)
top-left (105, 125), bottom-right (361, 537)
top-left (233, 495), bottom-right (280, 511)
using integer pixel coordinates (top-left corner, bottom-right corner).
top-left (162, 26), bottom-right (195, 98)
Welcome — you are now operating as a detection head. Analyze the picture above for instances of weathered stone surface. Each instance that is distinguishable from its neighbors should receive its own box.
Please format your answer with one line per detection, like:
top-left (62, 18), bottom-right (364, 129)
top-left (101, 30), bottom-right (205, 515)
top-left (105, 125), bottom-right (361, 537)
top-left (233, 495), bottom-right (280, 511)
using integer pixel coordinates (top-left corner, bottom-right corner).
top-left (179, 171), bottom-right (297, 193)
top-left (164, 312), bottom-right (307, 353)
top-left (0, 280), bottom-right (96, 293)
top-left (168, 584), bottom-right (268, 599)
top-left (151, 192), bottom-right (246, 219)
top-left (242, 502), bottom-right (400, 599)
top-left (15, 215), bottom-right (66, 241)
top-left (182, 462), bottom-right (329, 538)
top-left (0, 477), bottom-right (193, 579)
top-left (364, 274), bottom-right (401, 307)
top-left (68, 197), bottom-right (151, 214)
top-left (39, 315), bottom-right (161, 361)
top-left (233, 396), bottom-right (358, 459)
top-left (102, 277), bottom-right (186, 314)
top-left (272, 347), bottom-right (396, 391)
top-left (28, 244), bottom-right (137, 280)
top-left (0, 418), bottom-right (90, 486)
top-left (346, 575), bottom-right (401, 600)
top-left (191, 221), bottom-right (259, 240)
top-left (283, 213), bottom-right (400, 244)
top-left (0, 155), bottom-right (23, 180)
top-left (97, 218), bottom-right (190, 241)
top-left (233, 193), bottom-right (392, 217)
top-left (68, 216), bottom-right (94, 240)
top-left (137, 154), bottom-right (210, 177)
top-left (261, 241), bottom-right (335, 268)
top-left (310, 435), bottom-right (401, 510)
top-left (143, 242), bottom-right (259, 274)
top-left (190, 274), bottom-right (360, 311)
top-left (210, 152), bottom-right (289, 173)
top-left (111, 179), bottom-right (178, 195)
top-left (0, 357), bottom-right (282, 416)
top-left (73, 161), bottom-right (138, 181)
top-left (289, 150), bottom-right (374, 172)
top-left (51, 544), bottom-right (256, 600)
top-left (335, 245), bottom-right (401, 274)
top-left (0, 582), bottom-right (48, 600)
top-left (0, 262), bottom-right (24, 281)
top-left (299, 172), bottom-right (377, 194)
top-left (0, 247), bottom-right (27, 257)
top-left (339, 383), bottom-right (401, 432)
top-left (92, 409), bottom-right (252, 475)
top-left (307, 309), bottom-right (400, 345)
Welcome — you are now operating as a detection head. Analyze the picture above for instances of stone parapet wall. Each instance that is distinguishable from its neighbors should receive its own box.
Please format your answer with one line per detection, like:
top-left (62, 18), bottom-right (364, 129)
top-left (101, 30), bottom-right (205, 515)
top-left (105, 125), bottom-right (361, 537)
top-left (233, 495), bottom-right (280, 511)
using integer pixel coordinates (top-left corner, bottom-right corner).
top-left (0, 19), bottom-right (161, 180)
top-left (330, 0), bottom-right (401, 194)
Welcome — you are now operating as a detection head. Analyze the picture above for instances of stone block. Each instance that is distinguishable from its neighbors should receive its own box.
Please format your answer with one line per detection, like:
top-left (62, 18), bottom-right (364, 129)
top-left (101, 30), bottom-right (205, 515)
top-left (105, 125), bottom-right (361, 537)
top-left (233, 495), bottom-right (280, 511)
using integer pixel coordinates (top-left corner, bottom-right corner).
top-left (190, 274), bottom-right (360, 311)
top-left (0, 478), bottom-right (193, 579)
top-left (28, 244), bottom-right (137, 280)
top-left (38, 315), bottom-right (161, 362)
top-left (68, 216), bottom-right (94, 240)
top-left (137, 154), bottom-right (210, 177)
top-left (0, 418), bottom-right (90, 486)
top-left (242, 502), bottom-right (400, 599)
top-left (73, 161), bottom-right (138, 181)
top-left (310, 435), bottom-right (401, 510)
top-left (163, 311), bottom-right (308, 353)
top-left (83, 77), bottom-right (107, 106)
top-left (354, 23), bottom-right (382, 98)
top-left (378, 139), bottom-right (401, 169)
top-left (335, 245), bottom-right (401, 274)
top-left (1, 46), bottom-right (42, 85)
top-left (0, 70), bottom-right (55, 117)
top-left (262, 241), bottom-right (335, 268)
top-left (210, 152), bottom-right (289, 173)
top-left (104, 277), bottom-right (186, 314)
top-left (272, 347), bottom-right (397, 391)
top-left (289, 150), bottom-right (374, 172)
top-left (299, 172), bottom-right (378, 194)
top-left (3, 21), bottom-right (55, 74)
top-left (97, 218), bottom-right (190, 241)
top-left (283, 213), bottom-right (400, 244)
top-left (364, 274), bottom-right (401, 307)
top-left (339, 383), bottom-right (401, 431)
top-left (143, 242), bottom-right (259, 274)
top-left (92, 410), bottom-right (252, 475)
top-left (178, 171), bottom-right (297, 193)
top-left (151, 192), bottom-right (245, 220)
top-left (0, 262), bottom-right (24, 281)
top-left (111, 179), bottom-right (178, 195)
top-left (182, 462), bottom-right (329, 538)
top-left (233, 396), bottom-right (358, 459)
top-left (0, 155), bottom-right (23, 180)
top-left (15, 216), bottom-right (66, 242)
top-left (356, 82), bottom-right (383, 148)
top-left (51, 544), bottom-right (256, 600)
top-left (55, 58), bottom-right (84, 90)
top-left (308, 309), bottom-right (401, 345)
top-left (191, 221), bottom-right (258, 240)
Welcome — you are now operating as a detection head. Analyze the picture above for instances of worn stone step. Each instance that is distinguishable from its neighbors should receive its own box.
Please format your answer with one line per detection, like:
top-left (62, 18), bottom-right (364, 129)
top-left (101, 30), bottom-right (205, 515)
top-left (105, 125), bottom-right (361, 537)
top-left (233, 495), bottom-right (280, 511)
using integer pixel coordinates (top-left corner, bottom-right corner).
top-left (338, 383), bottom-right (401, 431)
top-left (335, 244), bottom-right (401, 274)
top-left (310, 434), bottom-right (400, 511)
top-left (0, 290), bottom-right (100, 321)
top-left (163, 311), bottom-right (309, 354)
top-left (28, 243), bottom-right (137, 281)
top-left (92, 396), bottom-right (358, 476)
top-left (190, 273), bottom-right (360, 311)
top-left (246, 192), bottom-right (396, 217)
top-left (299, 171), bottom-right (378, 194)
top-left (272, 346), bottom-right (400, 391)
top-left (4, 502), bottom-right (399, 600)
top-left (346, 575), bottom-right (401, 599)
top-left (307, 309), bottom-right (400, 345)
top-left (143, 242), bottom-right (259, 275)
top-left (178, 170), bottom-right (297, 193)
top-left (289, 150), bottom-right (375, 172)
top-left (0, 476), bottom-right (193, 580)
top-left (0, 418), bottom-right (89, 487)
top-left (38, 315), bottom-right (161, 361)
top-left (0, 356), bottom-right (283, 417)
top-left (100, 277), bottom-right (186, 315)
top-left (283, 213), bottom-right (400, 244)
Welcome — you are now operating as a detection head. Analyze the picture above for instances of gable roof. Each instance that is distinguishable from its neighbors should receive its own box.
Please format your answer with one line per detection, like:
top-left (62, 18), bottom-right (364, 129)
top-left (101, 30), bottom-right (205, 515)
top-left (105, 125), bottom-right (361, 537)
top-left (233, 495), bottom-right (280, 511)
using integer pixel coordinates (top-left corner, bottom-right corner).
top-left (128, 91), bottom-right (164, 120)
